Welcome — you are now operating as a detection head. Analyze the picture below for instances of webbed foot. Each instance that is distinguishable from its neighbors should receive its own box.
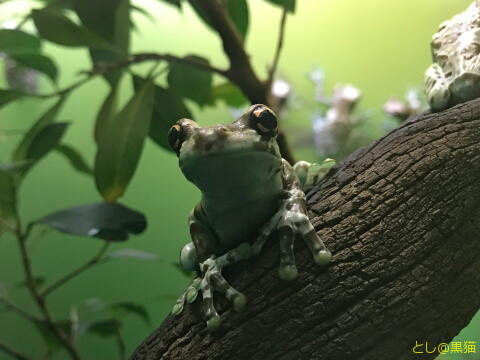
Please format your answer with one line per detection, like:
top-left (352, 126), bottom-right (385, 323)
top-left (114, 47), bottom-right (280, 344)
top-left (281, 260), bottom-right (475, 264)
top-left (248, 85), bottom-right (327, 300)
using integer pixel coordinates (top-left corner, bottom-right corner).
top-left (172, 243), bottom-right (251, 331)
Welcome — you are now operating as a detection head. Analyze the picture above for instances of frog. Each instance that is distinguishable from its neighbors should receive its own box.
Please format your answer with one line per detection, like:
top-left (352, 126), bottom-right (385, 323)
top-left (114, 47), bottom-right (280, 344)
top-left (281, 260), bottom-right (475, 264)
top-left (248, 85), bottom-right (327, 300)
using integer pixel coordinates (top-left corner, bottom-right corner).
top-left (168, 104), bottom-right (334, 331)
top-left (424, 0), bottom-right (480, 112)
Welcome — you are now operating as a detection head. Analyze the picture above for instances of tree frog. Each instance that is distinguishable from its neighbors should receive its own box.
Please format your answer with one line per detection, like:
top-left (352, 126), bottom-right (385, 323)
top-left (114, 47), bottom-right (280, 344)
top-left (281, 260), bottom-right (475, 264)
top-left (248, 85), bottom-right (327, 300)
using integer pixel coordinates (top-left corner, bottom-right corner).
top-left (168, 104), bottom-right (334, 331)
top-left (425, 0), bottom-right (480, 111)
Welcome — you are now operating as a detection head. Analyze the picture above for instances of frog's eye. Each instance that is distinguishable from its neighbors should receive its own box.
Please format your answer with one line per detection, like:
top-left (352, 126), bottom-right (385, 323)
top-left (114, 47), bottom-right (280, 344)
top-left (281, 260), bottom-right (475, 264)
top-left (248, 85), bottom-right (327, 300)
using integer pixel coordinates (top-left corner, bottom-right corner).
top-left (168, 124), bottom-right (184, 154)
top-left (249, 106), bottom-right (278, 138)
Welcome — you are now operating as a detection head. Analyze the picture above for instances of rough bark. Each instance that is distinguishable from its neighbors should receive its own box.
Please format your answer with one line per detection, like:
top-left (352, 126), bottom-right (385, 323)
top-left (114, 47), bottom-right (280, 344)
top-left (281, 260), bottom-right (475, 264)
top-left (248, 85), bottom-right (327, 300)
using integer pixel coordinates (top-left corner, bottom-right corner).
top-left (131, 99), bottom-right (480, 360)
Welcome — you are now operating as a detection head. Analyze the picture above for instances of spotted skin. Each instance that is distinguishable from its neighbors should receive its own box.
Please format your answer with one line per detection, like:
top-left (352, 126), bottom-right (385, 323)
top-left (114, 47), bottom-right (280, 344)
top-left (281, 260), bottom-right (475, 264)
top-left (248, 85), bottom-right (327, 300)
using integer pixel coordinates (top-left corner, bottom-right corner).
top-left (424, 1), bottom-right (480, 111)
top-left (170, 105), bottom-right (334, 330)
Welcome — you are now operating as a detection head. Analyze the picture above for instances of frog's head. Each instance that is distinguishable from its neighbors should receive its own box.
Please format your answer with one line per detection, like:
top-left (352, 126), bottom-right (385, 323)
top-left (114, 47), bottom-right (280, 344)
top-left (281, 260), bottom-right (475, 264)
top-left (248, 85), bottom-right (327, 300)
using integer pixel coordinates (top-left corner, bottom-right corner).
top-left (167, 104), bottom-right (282, 190)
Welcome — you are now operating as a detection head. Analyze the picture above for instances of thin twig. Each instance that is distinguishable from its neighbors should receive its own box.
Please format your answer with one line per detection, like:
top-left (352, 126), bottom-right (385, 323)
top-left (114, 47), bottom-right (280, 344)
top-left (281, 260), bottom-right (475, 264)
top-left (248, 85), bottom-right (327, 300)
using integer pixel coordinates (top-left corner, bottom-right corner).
top-left (14, 216), bottom-right (81, 360)
top-left (0, 297), bottom-right (42, 323)
top-left (267, 8), bottom-right (288, 88)
top-left (0, 342), bottom-right (32, 360)
top-left (41, 243), bottom-right (110, 298)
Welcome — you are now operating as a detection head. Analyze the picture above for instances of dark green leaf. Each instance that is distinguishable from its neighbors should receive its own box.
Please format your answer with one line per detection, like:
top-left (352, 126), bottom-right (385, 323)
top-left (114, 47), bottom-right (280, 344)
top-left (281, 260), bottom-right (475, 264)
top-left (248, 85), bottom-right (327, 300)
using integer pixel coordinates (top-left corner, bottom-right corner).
top-left (36, 202), bottom-right (147, 241)
top-left (94, 87), bottom-right (118, 144)
top-left (11, 53), bottom-right (58, 83)
top-left (87, 319), bottom-right (121, 337)
top-left (157, 0), bottom-right (181, 9)
top-left (12, 96), bottom-right (66, 162)
top-left (94, 79), bottom-right (154, 201)
top-left (0, 29), bottom-right (41, 54)
top-left (131, 5), bottom-right (156, 24)
top-left (107, 248), bottom-right (160, 260)
top-left (56, 144), bottom-right (92, 175)
top-left (263, 0), bottom-right (296, 12)
top-left (26, 123), bottom-right (69, 164)
top-left (227, 0), bottom-right (249, 40)
top-left (0, 168), bottom-right (17, 234)
top-left (133, 76), bottom-right (191, 152)
top-left (0, 89), bottom-right (25, 109)
top-left (72, 0), bottom-right (130, 86)
top-left (14, 276), bottom-right (46, 289)
top-left (212, 82), bottom-right (248, 107)
top-left (34, 319), bottom-right (72, 350)
top-left (32, 9), bottom-right (117, 50)
top-left (109, 302), bottom-right (150, 325)
top-left (167, 55), bottom-right (212, 107)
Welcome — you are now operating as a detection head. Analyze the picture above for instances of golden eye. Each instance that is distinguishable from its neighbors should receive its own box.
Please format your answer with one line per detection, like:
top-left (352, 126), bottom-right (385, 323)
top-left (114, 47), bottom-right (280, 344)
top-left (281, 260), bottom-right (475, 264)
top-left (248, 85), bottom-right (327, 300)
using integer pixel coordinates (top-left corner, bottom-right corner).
top-left (168, 124), bottom-right (184, 154)
top-left (249, 105), bottom-right (278, 137)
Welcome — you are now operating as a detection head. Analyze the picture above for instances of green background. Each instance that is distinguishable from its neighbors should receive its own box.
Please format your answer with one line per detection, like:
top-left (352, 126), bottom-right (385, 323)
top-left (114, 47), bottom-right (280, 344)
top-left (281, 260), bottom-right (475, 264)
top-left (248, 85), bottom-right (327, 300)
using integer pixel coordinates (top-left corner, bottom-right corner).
top-left (0, 0), bottom-right (478, 359)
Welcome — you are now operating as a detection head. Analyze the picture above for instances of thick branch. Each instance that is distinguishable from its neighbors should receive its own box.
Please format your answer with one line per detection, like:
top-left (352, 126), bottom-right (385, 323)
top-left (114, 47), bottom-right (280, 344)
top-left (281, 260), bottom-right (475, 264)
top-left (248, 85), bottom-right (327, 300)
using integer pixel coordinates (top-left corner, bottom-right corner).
top-left (130, 98), bottom-right (480, 360)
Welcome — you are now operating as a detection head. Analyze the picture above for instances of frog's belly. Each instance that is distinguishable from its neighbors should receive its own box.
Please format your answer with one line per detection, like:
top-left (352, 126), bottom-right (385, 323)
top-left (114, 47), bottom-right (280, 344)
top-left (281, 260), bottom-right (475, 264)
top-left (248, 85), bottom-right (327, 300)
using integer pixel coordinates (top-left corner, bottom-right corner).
top-left (203, 194), bottom-right (281, 251)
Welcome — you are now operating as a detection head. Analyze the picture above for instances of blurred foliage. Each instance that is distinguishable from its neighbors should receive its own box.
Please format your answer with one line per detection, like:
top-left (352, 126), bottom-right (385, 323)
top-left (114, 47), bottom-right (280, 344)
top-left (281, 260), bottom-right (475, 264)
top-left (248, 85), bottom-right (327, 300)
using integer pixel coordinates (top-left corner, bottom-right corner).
top-left (0, 0), bottom-right (477, 359)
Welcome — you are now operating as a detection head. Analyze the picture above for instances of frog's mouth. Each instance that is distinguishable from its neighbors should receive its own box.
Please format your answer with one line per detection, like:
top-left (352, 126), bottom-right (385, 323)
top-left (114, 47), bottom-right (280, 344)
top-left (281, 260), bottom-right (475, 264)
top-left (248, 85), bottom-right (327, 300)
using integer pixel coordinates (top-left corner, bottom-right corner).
top-left (179, 149), bottom-right (282, 194)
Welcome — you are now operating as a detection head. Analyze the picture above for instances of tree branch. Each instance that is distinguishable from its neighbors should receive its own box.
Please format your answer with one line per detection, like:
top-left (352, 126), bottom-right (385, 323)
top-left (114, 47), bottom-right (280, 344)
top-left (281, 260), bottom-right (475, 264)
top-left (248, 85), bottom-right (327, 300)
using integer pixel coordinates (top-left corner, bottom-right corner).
top-left (41, 243), bottom-right (109, 298)
top-left (0, 297), bottom-right (42, 323)
top-left (0, 342), bottom-right (31, 360)
top-left (189, 0), bottom-right (295, 164)
top-left (130, 98), bottom-right (480, 360)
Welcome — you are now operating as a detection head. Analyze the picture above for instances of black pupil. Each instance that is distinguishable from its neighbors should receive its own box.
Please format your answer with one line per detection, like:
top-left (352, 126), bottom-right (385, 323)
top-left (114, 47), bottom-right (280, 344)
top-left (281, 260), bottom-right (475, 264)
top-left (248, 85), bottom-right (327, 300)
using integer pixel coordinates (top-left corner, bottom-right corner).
top-left (258, 110), bottom-right (277, 129)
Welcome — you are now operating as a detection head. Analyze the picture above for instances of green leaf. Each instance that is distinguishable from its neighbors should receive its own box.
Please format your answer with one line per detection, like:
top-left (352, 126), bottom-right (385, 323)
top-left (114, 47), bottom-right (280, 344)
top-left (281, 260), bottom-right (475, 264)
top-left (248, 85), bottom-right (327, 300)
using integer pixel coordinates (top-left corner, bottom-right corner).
top-left (189, 1), bottom-right (247, 39)
top-left (0, 168), bottom-right (17, 234)
top-left (133, 76), bottom-right (191, 152)
top-left (35, 202), bottom-right (147, 241)
top-left (227, 0), bottom-right (249, 39)
top-left (11, 53), bottom-right (58, 83)
top-left (212, 82), bottom-right (248, 107)
top-left (0, 29), bottom-right (41, 55)
top-left (26, 123), bottom-right (69, 164)
top-left (263, 0), bottom-right (296, 12)
top-left (56, 144), bottom-right (92, 175)
top-left (109, 302), bottom-right (150, 325)
top-left (107, 248), bottom-right (160, 260)
top-left (131, 5), bottom-right (156, 24)
top-left (87, 319), bottom-right (121, 337)
top-left (94, 87), bottom-right (118, 144)
top-left (0, 89), bottom-right (25, 109)
top-left (167, 56), bottom-right (212, 107)
top-left (13, 96), bottom-right (67, 162)
top-left (72, 0), bottom-right (130, 86)
top-left (31, 9), bottom-right (117, 50)
top-left (94, 79), bottom-right (154, 201)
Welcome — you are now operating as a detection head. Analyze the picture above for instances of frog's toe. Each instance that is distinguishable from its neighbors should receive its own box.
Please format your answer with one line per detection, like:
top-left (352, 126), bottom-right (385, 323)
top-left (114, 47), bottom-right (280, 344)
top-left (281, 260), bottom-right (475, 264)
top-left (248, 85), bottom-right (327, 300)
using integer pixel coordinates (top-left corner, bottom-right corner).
top-left (278, 226), bottom-right (299, 280)
top-left (172, 301), bottom-right (184, 316)
top-left (206, 315), bottom-right (222, 331)
top-left (313, 249), bottom-right (332, 265)
top-left (279, 264), bottom-right (298, 281)
top-left (210, 272), bottom-right (247, 312)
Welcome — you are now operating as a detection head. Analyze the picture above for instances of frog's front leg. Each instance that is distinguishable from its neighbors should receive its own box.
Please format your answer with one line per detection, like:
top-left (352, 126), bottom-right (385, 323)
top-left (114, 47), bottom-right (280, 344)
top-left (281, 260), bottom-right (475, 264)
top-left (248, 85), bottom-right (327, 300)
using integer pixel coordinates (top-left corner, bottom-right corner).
top-left (172, 205), bottom-right (250, 331)
top-left (253, 159), bottom-right (332, 280)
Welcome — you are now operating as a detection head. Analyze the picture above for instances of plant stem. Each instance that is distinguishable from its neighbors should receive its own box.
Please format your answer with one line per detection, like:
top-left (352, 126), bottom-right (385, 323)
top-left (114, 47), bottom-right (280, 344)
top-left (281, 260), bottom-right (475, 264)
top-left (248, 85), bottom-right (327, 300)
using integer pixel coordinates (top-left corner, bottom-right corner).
top-left (14, 216), bottom-right (81, 360)
top-left (0, 297), bottom-right (42, 323)
top-left (41, 243), bottom-right (109, 298)
top-left (267, 8), bottom-right (288, 88)
top-left (0, 342), bottom-right (32, 360)
top-left (114, 329), bottom-right (126, 360)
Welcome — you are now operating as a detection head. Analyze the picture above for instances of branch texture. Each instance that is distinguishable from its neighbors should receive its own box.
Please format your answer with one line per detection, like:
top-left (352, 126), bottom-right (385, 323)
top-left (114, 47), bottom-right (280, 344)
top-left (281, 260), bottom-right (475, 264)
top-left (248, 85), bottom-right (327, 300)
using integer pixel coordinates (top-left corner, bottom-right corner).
top-left (130, 98), bottom-right (480, 360)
